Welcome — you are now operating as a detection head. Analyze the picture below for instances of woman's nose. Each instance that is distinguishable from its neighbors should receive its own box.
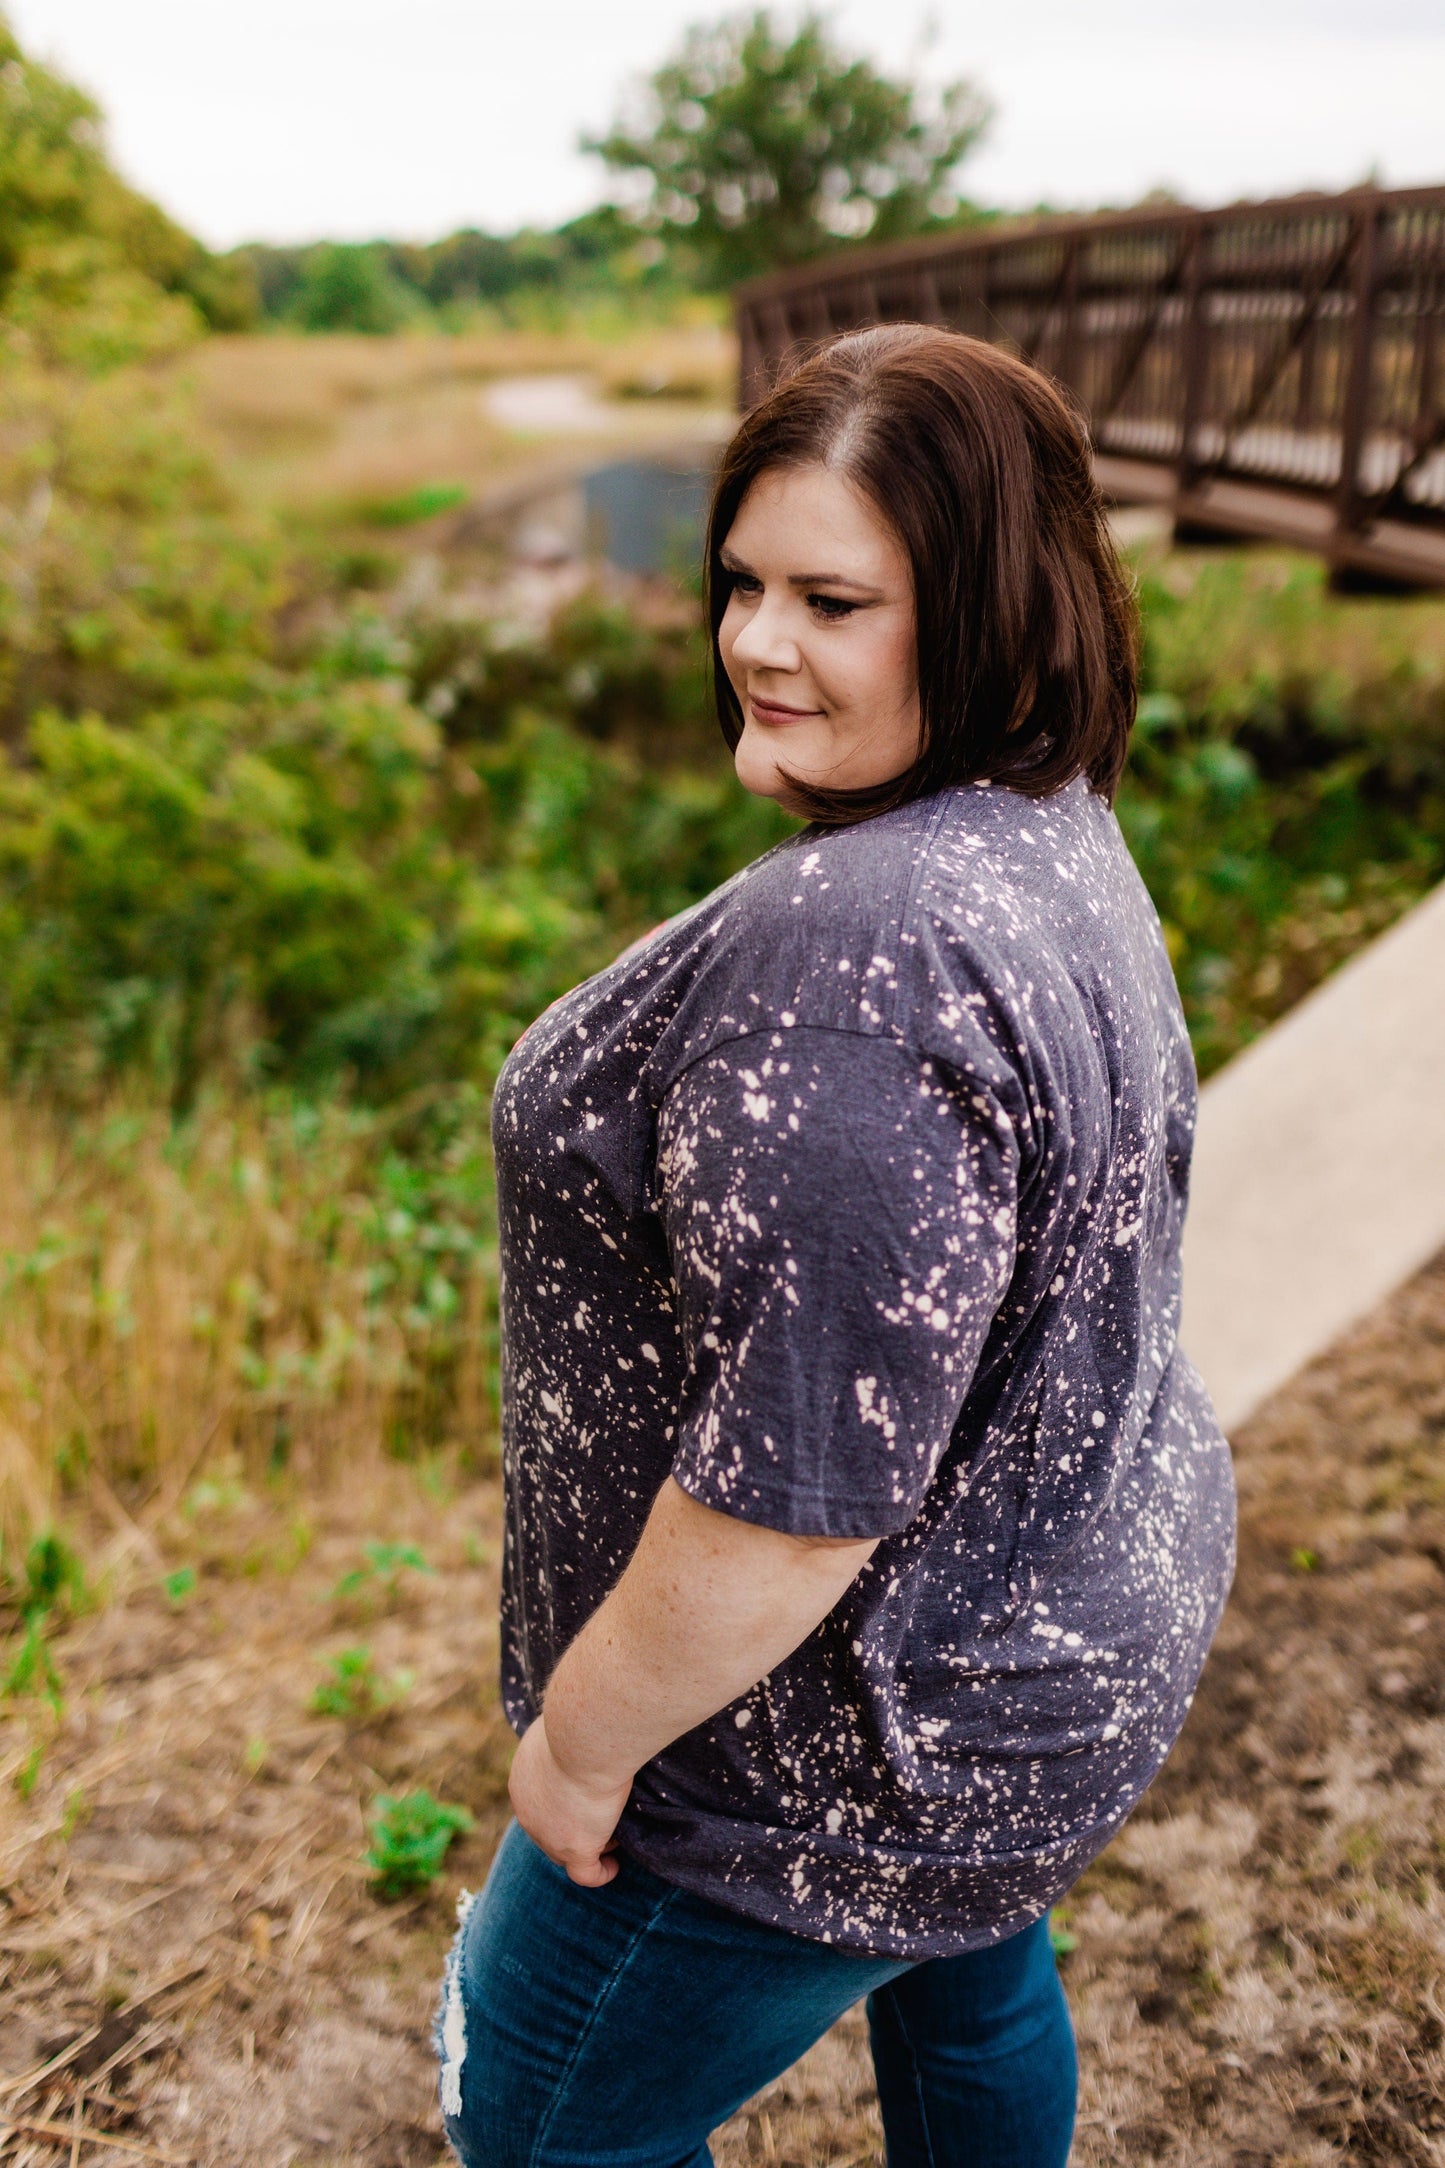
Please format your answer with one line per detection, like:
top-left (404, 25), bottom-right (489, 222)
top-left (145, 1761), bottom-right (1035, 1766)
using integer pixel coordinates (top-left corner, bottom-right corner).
top-left (729, 596), bottom-right (801, 674)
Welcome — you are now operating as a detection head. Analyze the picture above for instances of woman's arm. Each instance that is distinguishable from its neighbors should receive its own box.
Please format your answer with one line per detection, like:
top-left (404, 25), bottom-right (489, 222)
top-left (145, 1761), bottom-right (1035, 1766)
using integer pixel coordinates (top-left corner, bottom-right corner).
top-left (508, 1476), bottom-right (878, 1886)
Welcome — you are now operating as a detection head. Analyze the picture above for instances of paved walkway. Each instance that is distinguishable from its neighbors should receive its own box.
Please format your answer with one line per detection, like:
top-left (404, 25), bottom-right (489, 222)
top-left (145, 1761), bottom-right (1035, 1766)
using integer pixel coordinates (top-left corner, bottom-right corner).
top-left (1180, 877), bottom-right (1445, 1432)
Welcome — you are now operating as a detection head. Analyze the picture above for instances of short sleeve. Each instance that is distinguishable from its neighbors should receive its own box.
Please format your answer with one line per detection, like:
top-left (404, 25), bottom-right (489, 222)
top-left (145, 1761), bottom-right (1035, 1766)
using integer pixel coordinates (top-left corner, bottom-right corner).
top-left (655, 1026), bottom-right (1018, 1538)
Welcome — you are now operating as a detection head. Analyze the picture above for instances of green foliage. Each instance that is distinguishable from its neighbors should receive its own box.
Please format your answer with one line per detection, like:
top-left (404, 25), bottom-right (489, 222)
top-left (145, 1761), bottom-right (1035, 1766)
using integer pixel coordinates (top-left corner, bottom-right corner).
top-left (20, 1528), bottom-right (86, 1617)
top-left (366, 1787), bottom-right (473, 1897)
top-left (361, 482), bottom-right (468, 528)
top-left (3, 1613), bottom-right (63, 1706)
top-left (0, 16), bottom-right (254, 357)
top-left (0, 344), bottom-right (284, 742)
top-left (332, 1539), bottom-right (433, 1605)
top-left (1, 1528), bottom-right (86, 1711)
top-left (240, 206), bottom-right (676, 326)
top-left (0, 567), bottom-right (792, 1107)
top-left (288, 243), bottom-right (421, 335)
top-left (0, 686), bottom-right (443, 1104)
top-left (585, 9), bottom-right (991, 284)
top-left (1120, 554), bottom-right (1445, 1074)
top-left (13, 1740), bottom-right (44, 1797)
top-left (161, 1564), bottom-right (197, 1607)
top-left (310, 1643), bottom-right (413, 1720)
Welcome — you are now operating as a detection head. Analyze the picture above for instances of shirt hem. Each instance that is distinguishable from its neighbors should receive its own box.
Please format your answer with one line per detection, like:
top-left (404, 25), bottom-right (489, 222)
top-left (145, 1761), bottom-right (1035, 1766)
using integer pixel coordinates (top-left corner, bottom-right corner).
top-left (613, 1810), bottom-right (1121, 1961)
top-left (669, 1453), bottom-right (922, 1540)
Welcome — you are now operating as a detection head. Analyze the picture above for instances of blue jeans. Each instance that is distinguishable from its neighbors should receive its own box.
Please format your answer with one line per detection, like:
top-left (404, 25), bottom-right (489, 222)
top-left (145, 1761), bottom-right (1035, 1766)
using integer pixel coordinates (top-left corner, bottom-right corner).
top-left (437, 1822), bottom-right (1077, 2168)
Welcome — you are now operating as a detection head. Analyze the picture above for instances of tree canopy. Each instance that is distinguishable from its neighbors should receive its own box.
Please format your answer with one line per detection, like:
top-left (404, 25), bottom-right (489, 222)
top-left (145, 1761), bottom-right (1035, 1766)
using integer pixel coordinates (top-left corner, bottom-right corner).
top-left (586, 9), bottom-right (991, 286)
top-left (0, 14), bottom-right (254, 359)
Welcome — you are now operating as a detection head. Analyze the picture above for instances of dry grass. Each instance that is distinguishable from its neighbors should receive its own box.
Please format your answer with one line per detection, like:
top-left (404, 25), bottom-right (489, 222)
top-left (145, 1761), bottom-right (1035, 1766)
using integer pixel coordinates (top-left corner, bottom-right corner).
top-left (0, 1094), bottom-right (492, 1557)
top-left (0, 1460), bottom-right (508, 2168)
top-left (179, 324), bottom-right (737, 518)
top-left (3, 1224), bottom-right (1444, 2163)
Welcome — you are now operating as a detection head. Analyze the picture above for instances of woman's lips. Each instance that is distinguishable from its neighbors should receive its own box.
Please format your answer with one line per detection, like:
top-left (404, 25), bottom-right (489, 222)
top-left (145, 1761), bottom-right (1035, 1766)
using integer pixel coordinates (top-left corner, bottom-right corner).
top-left (748, 694), bottom-right (821, 725)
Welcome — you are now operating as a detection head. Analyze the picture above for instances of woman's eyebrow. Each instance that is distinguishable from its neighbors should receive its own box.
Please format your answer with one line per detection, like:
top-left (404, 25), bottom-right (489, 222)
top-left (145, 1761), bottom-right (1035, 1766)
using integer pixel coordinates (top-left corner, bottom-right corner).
top-left (719, 549), bottom-right (882, 594)
top-left (786, 571), bottom-right (882, 592)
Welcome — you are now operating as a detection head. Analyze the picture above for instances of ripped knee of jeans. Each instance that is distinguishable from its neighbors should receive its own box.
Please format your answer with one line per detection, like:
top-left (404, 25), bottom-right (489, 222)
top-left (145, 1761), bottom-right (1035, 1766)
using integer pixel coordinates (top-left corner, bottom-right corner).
top-left (435, 1886), bottom-right (479, 2121)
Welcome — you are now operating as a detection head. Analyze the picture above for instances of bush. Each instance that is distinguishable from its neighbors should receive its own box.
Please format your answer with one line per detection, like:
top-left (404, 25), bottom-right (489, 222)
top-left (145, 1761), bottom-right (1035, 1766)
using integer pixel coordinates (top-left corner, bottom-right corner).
top-left (1124, 554), bottom-right (1445, 1072)
top-left (2, 548), bottom-right (1444, 1104)
top-left (289, 244), bottom-right (421, 336)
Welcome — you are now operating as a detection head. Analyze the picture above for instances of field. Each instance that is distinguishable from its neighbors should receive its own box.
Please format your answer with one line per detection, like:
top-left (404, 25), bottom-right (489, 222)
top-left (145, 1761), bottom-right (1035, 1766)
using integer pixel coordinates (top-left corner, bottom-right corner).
top-left (181, 318), bottom-right (736, 520)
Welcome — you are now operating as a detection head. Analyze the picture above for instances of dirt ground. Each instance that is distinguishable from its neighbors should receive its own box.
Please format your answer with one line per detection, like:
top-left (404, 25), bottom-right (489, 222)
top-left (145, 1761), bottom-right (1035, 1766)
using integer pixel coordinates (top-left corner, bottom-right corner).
top-left (3, 1249), bottom-right (1445, 2167)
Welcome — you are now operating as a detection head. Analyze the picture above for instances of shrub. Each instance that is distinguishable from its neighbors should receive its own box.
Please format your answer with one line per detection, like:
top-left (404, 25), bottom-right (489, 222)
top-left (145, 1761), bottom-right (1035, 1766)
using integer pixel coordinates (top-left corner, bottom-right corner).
top-left (289, 245), bottom-right (420, 336)
top-left (1123, 553), bottom-right (1445, 1072)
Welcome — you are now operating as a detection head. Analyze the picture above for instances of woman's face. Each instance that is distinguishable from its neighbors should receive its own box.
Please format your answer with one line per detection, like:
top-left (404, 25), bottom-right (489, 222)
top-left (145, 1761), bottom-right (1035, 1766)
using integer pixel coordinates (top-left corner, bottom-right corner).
top-left (718, 463), bottom-right (921, 809)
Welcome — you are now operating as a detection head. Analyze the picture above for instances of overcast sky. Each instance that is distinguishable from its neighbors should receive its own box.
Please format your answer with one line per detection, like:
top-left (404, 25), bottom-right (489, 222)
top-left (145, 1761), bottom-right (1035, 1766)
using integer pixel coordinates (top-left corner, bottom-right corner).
top-left (7, 0), bottom-right (1445, 249)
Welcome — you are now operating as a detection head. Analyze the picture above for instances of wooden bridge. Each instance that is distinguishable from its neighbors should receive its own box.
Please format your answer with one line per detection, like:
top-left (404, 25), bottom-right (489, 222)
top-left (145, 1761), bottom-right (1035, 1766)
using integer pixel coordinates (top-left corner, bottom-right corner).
top-left (734, 183), bottom-right (1445, 589)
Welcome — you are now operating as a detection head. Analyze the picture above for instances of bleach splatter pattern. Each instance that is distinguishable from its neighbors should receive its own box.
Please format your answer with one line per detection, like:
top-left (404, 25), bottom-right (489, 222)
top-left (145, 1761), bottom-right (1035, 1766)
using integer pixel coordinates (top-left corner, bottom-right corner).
top-left (491, 775), bottom-right (1235, 1959)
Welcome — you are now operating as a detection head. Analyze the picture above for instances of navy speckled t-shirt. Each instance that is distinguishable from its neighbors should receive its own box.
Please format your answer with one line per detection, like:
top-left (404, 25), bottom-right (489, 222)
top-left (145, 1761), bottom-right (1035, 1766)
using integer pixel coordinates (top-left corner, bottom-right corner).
top-left (491, 774), bottom-right (1235, 1958)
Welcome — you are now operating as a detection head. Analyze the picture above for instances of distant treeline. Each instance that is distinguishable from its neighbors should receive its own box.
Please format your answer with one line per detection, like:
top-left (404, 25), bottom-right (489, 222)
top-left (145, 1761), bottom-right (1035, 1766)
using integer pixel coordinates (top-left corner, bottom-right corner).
top-left (232, 208), bottom-right (682, 333)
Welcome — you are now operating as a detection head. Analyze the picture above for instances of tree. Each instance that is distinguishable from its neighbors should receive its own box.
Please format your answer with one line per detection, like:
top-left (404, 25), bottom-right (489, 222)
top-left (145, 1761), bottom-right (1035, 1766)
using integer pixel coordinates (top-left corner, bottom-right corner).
top-left (0, 17), bottom-right (256, 345)
top-left (585, 10), bottom-right (991, 287)
top-left (290, 244), bottom-right (417, 335)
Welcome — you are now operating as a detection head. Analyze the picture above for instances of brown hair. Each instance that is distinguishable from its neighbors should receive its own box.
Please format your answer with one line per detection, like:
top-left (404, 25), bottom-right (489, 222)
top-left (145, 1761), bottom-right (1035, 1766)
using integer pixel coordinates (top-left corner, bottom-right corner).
top-left (705, 324), bottom-right (1139, 823)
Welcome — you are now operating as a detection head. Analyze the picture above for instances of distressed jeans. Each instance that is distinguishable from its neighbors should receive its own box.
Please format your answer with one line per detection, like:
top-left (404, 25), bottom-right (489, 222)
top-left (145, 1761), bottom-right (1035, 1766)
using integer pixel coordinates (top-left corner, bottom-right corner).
top-left (436, 1821), bottom-right (1076, 2168)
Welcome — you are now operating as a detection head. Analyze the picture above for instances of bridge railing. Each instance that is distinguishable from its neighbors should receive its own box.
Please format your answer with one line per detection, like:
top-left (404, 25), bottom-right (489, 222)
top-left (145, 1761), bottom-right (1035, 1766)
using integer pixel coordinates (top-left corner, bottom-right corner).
top-left (733, 184), bottom-right (1445, 588)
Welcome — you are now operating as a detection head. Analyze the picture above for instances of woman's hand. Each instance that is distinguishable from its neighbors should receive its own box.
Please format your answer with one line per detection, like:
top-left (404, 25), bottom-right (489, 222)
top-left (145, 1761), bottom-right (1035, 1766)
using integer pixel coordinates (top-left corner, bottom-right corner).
top-left (508, 1710), bottom-right (633, 1887)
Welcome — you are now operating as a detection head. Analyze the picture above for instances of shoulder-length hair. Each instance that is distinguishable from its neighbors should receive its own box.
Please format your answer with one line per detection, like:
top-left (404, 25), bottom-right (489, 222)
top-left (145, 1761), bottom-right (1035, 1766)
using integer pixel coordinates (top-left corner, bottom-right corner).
top-left (705, 323), bottom-right (1139, 823)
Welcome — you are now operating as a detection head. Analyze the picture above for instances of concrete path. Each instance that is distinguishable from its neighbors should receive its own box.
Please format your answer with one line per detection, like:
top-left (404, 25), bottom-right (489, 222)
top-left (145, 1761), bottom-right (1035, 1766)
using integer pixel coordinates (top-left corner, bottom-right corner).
top-left (1180, 877), bottom-right (1445, 1432)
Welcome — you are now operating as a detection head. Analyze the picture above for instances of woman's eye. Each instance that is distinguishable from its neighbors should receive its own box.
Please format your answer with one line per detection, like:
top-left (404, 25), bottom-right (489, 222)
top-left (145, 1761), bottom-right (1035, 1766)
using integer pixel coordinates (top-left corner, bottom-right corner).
top-left (730, 573), bottom-right (762, 596)
top-left (809, 594), bottom-right (857, 619)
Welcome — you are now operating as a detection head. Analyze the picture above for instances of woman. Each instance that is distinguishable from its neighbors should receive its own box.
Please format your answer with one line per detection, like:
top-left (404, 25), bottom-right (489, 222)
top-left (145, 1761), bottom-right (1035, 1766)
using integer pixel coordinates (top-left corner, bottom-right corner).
top-left (436, 325), bottom-right (1235, 2168)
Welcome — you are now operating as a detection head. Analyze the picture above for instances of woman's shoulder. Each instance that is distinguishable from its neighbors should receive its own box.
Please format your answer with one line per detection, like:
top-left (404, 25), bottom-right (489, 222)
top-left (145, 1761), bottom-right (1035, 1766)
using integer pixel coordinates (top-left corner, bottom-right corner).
top-left (624, 778), bottom-right (1138, 1101)
top-left (725, 791), bottom-right (951, 945)
top-left (665, 787), bottom-right (1042, 1050)
top-left (726, 781), bottom-right (1111, 976)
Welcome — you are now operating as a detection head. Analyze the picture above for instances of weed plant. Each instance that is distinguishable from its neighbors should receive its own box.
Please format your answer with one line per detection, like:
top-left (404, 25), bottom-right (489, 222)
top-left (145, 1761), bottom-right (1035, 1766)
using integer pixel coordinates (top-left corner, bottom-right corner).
top-left (310, 1645), bottom-right (413, 1721)
top-left (332, 1542), bottom-right (434, 1609)
top-left (366, 1788), bottom-right (473, 1898)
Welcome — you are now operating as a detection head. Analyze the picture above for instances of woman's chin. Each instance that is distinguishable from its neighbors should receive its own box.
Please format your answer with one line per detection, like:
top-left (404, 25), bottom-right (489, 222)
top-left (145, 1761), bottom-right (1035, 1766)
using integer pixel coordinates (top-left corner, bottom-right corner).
top-left (733, 736), bottom-right (793, 804)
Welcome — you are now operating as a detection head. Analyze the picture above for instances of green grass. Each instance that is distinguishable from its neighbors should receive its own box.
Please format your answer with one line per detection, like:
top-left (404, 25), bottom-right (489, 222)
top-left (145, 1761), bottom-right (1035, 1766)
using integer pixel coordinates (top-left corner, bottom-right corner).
top-left (359, 482), bottom-right (469, 528)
